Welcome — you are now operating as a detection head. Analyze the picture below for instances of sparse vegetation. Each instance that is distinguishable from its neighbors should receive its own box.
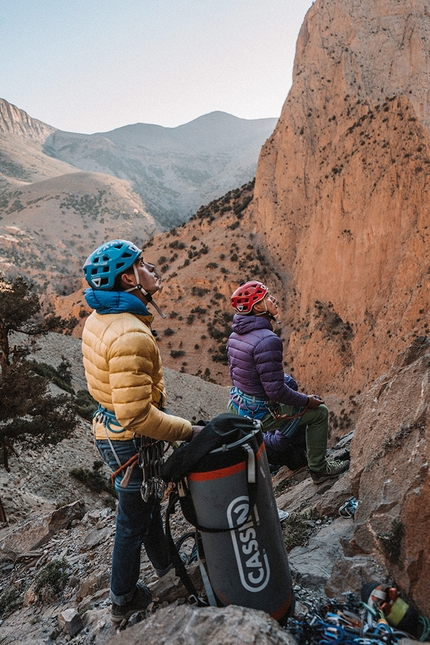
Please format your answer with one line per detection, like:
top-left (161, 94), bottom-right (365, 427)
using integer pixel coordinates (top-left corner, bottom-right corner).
top-left (70, 460), bottom-right (117, 502)
top-left (34, 558), bottom-right (70, 601)
top-left (0, 588), bottom-right (22, 619)
top-left (281, 509), bottom-right (320, 551)
top-left (170, 350), bottom-right (185, 358)
top-left (0, 275), bottom-right (78, 479)
top-left (377, 519), bottom-right (405, 564)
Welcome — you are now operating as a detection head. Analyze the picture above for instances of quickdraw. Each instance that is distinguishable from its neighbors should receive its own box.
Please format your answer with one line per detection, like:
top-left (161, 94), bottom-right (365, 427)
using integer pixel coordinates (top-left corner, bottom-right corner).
top-left (284, 594), bottom-right (414, 645)
top-left (110, 453), bottom-right (138, 487)
top-left (139, 440), bottom-right (166, 502)
top-left (339, 497), bottom-right (358, 518)
top-left (109, 437), bottom-right (168, 498)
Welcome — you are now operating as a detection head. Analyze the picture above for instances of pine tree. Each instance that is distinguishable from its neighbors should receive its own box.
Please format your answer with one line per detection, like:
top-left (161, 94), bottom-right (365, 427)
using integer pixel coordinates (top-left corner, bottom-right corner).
top-left (0, 274), bottom-right (78, 522)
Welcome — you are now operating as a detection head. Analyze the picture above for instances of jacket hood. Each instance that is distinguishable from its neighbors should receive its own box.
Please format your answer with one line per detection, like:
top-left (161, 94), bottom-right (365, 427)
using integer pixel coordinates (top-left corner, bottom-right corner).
top-left (231, 313), bottom-right (273, 335)
top-left (84, 289), bottom-right (150, 316)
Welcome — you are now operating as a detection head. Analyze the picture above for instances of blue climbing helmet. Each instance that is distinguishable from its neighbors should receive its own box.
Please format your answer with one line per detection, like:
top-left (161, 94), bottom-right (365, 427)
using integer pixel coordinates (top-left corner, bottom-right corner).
top-left (83, 239), bottom-right (142, 290)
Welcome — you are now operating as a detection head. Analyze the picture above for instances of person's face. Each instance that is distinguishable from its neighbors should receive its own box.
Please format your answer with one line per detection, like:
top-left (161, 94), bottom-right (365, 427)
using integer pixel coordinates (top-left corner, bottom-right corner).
top-left (265, 294), bottom-right (279, 317)
top-left (121, 254), bottom-right (160, 297)
top-left (134, 255), bottom-right (161, 295)
top-left (253, 292), bottom-right (279, 318)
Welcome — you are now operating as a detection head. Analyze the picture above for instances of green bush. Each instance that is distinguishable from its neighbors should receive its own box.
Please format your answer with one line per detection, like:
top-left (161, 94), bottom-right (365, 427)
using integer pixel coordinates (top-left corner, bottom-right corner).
top-left (70, 461), bottom-right (117, 499)
top-left (34, 558), bottom-right (70, 600)
top-left (0, 588), bottom-right (21, 618)
top-left (281, 509), bottom-right (320, 551)
top-left (30, 358), bottom-right (74, 394)
top-left (73, 389), bottom-right (97, 421)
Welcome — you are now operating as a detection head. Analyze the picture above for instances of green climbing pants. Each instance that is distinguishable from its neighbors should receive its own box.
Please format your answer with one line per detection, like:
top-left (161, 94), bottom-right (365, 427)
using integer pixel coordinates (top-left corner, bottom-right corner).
top-left (227, 401), bottom-right (329, 472)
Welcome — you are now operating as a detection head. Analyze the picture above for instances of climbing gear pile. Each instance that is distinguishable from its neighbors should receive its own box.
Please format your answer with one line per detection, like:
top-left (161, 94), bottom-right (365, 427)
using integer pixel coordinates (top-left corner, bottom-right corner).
top-left (283, 590), bottom-right (430, 644)
top-left (361, 582), bottom-right (430, 641)
top-left (339, 497), bottom-right (358, 518)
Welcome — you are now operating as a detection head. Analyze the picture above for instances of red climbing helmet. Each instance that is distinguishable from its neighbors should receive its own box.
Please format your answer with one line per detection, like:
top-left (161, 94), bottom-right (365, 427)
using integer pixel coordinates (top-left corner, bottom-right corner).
top-left (231, 281), bottom-right (269, 314)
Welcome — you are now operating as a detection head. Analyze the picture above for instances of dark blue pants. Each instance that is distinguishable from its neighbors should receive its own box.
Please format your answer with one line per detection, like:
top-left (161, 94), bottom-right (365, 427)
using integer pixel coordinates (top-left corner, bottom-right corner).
top-left (96, 439), bottom-right (171, 604)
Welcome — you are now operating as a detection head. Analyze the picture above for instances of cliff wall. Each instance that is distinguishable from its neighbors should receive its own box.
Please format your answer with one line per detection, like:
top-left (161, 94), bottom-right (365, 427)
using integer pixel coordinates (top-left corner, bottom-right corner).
top-left (250, 0), bottom-right (430, 397)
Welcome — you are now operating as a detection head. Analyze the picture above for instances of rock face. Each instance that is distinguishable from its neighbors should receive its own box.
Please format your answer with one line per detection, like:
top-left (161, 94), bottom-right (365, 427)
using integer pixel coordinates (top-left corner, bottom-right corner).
top-left (249, 0), bottom-right (430, 398)
top-left (0, 98), bottom-right (54, 143)
top-left (348, 336), bottom-right (430, 616)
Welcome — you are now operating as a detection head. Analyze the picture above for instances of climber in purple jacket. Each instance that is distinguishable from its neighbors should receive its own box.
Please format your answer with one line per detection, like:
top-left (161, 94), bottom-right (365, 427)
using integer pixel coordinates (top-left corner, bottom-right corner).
top-left (227, 281), bottom-right (349, 484)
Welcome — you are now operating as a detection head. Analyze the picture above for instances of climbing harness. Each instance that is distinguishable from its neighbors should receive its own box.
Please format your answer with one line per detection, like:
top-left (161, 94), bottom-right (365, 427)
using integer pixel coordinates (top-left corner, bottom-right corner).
top-left (229, 386), bottom-right (272, 420)
top-left (94, 404), bottom-right (124, 434)
top-left (94, 404), bottom-right (166, 498)
top-left (268, 404), bottom-right (308, 438)
top-left (229, 387), bottom-right (307, 439)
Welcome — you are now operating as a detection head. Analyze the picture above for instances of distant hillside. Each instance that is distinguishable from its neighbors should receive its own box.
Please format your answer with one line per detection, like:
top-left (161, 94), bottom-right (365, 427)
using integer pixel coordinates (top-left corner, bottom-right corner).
top-left (0, 99), bottom-right (274, 294)
top-left (43, 111), bottom-right (277, 226)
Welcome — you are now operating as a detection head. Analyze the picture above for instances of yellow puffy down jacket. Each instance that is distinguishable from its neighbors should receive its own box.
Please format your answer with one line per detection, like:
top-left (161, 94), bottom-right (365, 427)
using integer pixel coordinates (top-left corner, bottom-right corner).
top-left (82, 309), bottom-right (193, 443)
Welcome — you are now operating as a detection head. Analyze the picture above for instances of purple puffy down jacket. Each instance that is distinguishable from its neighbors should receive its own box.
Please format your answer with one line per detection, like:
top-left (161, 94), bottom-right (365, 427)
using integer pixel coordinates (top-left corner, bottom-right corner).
top-left (227, 314), bottom-right (309, 409)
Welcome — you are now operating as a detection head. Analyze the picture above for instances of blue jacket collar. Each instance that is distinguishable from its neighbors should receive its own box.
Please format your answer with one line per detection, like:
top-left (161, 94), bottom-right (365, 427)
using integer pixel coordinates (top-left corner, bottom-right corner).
top-left (84, 289), bottom-right (150, 316)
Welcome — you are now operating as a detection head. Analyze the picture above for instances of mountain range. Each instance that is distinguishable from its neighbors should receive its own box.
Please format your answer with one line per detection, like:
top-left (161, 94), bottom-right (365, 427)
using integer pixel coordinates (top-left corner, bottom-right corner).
top-left (43, 111), bottom-right (277, 226)
top-left (0, 100), bottom-right (275, 295)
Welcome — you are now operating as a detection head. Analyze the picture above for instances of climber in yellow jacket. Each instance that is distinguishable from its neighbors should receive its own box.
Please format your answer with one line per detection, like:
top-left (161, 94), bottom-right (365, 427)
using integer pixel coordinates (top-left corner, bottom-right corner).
top-left (82, 239), bottom-right (199, 623)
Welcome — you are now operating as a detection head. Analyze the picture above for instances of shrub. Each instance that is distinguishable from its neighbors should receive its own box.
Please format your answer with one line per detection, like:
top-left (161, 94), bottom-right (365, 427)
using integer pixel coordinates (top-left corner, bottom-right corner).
top-left (0, 588), bottom-right (21, 619)
top-left (71, 460), bottom-right (116, 492)
top-left (34, 558), bottom-right (70, 600)
top-left (73, 389), bottom-right (97, 421)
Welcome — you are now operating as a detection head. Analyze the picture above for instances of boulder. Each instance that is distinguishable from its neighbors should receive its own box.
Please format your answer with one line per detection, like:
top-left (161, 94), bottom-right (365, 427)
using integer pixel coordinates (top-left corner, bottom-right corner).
top-left (106, 604), bottom-right (297, 645)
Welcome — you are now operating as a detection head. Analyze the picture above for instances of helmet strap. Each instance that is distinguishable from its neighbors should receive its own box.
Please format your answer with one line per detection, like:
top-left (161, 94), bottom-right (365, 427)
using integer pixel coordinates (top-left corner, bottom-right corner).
top-left (124, 265), bottom-right (166, 319)
top-left (254, 297), bottom-right (280, 324)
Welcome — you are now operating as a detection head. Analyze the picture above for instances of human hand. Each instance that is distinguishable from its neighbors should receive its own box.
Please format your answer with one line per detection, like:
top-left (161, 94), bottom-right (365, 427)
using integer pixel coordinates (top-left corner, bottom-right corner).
top-left (191, 425), bottom-right (203, 439)
top-left (307, 394), bottom-right (324, 408)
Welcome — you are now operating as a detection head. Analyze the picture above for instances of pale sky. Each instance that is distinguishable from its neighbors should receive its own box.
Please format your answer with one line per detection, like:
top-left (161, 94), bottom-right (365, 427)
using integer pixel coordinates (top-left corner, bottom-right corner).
top-left (0, 0), bottom-right (314, 134)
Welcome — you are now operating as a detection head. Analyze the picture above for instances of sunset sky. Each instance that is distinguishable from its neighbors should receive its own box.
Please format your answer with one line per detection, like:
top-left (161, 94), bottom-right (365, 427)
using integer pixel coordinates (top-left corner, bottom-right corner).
top-left (1, 0), bottom-right (314, 133)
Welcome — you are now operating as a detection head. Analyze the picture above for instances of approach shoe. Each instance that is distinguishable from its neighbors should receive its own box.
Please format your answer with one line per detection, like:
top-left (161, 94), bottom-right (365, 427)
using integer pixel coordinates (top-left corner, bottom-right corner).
top-left (111, 584), bottom-right (152, 624)
top-left (310, 459), bottom-right (350, 484)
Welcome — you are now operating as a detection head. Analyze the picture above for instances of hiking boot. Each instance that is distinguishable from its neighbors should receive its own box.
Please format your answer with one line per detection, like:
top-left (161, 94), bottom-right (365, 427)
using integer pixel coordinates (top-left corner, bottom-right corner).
top-left (111, 584), bottom-right (152, 623)
top-left (310, 459), bottom-right (350, 484)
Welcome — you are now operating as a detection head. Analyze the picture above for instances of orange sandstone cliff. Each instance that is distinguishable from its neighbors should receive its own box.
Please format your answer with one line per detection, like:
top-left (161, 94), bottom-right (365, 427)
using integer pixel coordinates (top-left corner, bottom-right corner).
top-left (248, 0), bottom-right (430, 398)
